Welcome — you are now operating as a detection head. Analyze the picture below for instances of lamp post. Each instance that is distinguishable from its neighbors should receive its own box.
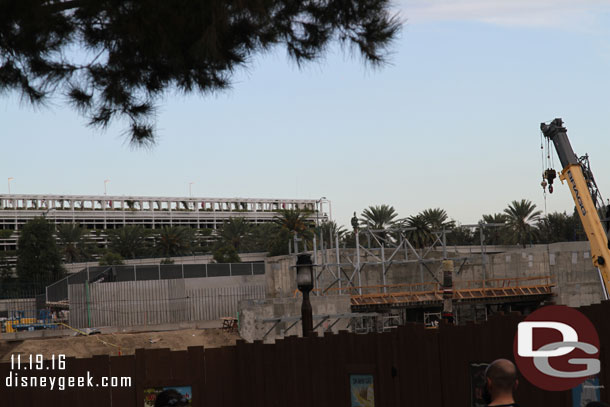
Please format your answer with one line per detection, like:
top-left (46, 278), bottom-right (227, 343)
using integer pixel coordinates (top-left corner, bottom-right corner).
top-left (296, 254), bottom-right (314, 337)
top-left (315, 197), bottom-right (326, 227)
top-left (189, 182), bottom-right (194, 197)
top-left (8, 177), bottom-right (14, 194)
top-left (104, 179), bottom-right (110, 195)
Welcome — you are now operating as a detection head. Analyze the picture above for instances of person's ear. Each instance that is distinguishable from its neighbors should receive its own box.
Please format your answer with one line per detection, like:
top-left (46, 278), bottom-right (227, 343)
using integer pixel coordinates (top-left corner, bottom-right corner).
top-left (514, 379), bottom-right (518, 391)
top-left (487, 377), bottom-right (492, 390)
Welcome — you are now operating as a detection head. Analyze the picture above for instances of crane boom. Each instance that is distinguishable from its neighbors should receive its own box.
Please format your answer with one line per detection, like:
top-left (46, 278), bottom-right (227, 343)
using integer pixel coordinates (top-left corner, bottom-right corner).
top-left (540, 118), bottom-right (610, 299)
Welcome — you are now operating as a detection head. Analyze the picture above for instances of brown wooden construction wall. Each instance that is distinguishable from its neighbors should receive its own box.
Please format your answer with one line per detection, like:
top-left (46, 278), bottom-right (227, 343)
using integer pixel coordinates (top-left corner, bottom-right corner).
top-left (2, 301), bottom-right (609, 406)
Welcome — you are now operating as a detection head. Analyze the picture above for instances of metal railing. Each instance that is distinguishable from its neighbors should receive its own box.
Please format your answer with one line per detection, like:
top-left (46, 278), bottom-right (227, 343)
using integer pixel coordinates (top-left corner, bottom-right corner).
top-left (295, 276), bottom-right (554, 299)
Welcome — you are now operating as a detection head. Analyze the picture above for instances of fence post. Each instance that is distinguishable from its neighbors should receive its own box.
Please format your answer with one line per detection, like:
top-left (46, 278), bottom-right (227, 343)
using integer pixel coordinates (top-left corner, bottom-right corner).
top-left (134, 264), bottom-right (137, 281)
top-left (205, 264), bottom-right (208, 278)
top-left (182, 263), bottom-right (184, 279)
top-left (87, 266), bottom-right (90, 283)
top-left (251, 263), bottom-right (254, 276)
top-left (229, 263), bottom-right (232, 276)
top-left (158, 264), bottom-right (161, 280)
top-left (85, 281), bottom-right (91, 328)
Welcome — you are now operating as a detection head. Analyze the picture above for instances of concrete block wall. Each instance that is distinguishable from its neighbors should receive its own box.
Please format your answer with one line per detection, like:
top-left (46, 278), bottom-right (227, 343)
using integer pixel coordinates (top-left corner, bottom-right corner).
top-left (264, 241), bottom-right (605, 308)
top-left (265, 255), bottom-right (296, 298)
top-left (542, 243), bottom-right (605, 306)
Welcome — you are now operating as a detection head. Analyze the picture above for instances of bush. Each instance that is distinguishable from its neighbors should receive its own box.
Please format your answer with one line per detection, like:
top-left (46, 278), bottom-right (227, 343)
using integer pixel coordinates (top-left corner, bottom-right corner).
top-left (98, 251), bottom-right (124, 266)
top-left (212, 244), bottom-right (240, 263)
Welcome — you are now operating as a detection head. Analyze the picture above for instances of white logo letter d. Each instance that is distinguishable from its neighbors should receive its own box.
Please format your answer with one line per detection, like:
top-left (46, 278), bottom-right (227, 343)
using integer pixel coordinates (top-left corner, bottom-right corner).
top-left (518, 322), bottom-right (577, 357)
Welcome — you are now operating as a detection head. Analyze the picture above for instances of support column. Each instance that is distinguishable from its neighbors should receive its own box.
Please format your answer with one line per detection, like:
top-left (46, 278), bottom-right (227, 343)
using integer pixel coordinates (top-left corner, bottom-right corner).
top-left (356, 231), bottom-right (362, 294)
top-left (442, 260), bottom-right (454, 324)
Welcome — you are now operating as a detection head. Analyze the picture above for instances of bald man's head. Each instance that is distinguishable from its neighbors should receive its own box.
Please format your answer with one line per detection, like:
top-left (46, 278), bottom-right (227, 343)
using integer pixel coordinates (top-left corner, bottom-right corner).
top-left (485, 359), bottom-right (517, 392)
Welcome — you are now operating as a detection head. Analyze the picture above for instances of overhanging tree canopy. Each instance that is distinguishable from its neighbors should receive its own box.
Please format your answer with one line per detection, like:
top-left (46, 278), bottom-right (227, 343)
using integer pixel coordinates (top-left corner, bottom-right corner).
top-left (0, 0), bottom-right (401, 144)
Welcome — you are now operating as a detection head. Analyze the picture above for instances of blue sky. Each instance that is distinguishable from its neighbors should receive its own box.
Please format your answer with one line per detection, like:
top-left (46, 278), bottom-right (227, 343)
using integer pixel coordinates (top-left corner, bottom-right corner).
top-left (3, 0), bottom-right (610, 227)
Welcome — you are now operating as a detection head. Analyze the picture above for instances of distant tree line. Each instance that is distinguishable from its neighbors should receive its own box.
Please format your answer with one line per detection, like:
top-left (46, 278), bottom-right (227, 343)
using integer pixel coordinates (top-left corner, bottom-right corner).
top-left (0, 199), bottom-right (589, 295)
top-left (341, 200), bottom-right (586, 249)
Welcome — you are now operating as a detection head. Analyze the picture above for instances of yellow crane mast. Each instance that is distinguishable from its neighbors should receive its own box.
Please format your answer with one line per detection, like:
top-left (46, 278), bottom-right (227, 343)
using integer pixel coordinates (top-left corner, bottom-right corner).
top-left (540, 118), bottom-right (610, 299)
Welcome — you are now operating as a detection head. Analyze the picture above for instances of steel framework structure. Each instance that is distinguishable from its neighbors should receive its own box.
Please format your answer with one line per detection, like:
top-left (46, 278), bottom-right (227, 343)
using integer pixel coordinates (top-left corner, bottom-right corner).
top-left (310, 226), bottom-right (466, 296)
top-left (296, 224), bottom-right (555, 324)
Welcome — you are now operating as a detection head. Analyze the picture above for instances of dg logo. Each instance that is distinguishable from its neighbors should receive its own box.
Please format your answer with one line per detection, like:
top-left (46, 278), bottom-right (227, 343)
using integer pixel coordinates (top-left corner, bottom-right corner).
top-left (513, 305), bottom-right (600, 391)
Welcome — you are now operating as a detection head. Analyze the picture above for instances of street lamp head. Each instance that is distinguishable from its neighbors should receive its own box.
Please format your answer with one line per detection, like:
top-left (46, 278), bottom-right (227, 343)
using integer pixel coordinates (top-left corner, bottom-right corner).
top-left (296, 254), bottom-right (314, 292)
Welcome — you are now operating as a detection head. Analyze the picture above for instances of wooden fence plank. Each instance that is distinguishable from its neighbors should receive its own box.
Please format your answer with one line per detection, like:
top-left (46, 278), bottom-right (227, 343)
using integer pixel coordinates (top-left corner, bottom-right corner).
top-left (3, 301), bottom-right (610, 405)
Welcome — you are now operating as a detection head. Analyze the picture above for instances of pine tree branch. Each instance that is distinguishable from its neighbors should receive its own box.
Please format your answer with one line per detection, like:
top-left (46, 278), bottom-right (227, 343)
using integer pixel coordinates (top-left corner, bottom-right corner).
top-left (43, 0), bottom-right (84, 14)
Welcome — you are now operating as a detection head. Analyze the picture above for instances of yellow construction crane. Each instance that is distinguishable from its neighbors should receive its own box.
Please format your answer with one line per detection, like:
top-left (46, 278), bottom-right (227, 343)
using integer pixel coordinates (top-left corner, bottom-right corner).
top-left (541, 118), bottom-right (610, 299)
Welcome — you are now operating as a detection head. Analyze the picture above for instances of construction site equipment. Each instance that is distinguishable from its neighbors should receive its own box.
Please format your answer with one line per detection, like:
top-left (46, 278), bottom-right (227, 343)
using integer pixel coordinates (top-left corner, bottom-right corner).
top-left (4, 310), bottom-right (60, 332)
top-left (540, 118), bottom-right (610, 299)
top-left (3, 311), bottom-right (36, 333)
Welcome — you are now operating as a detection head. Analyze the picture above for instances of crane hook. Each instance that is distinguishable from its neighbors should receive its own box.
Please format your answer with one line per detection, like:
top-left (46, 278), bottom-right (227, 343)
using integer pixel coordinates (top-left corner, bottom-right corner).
top-left (543, 168), bottom-right (556, 194)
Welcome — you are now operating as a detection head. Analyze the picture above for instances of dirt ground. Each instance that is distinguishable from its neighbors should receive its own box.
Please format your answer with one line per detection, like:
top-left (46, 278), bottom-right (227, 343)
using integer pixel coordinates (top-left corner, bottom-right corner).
top-left (0, 328), bottom-right (240, 362)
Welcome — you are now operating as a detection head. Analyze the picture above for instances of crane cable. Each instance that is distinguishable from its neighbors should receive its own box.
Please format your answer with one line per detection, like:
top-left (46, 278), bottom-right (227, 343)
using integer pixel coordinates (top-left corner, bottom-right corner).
top-left (540, 130), bottom-right (552, 270)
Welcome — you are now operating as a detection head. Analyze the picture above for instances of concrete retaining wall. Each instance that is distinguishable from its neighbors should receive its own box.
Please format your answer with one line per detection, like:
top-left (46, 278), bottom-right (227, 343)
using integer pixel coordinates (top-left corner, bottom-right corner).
top-left (264, 242), bottom-right (605, 307)
top-left (238, 295), bottom-right (351, 343)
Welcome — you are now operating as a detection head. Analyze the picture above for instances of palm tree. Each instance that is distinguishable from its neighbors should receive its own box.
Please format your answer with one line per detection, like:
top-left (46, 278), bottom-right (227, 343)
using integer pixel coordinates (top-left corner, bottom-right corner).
top-left (274, 209), bottom-right (314, 251)
top-left (480, 213), bottom-right (508, 245)
top-left (360, 205), bottom-right (398, 243)
top-left (403, 214), bottom-right (433, 248)
top-left (482, 213), bottom-right (508, 224)
top-left (503, 200), bottom-right (542, 248)
top-left (217, 217), bottom-right (250, 252)
top-left (360, 205), bottom-right (398, 230)
top-left (420, 208), bottom-right (455, 231)
top-left (56, 223), bottom-right (90, 262)
top-left (248, 223), bottom-right (281, 253)
top-left (107, 225), bottom-right (150, 259)
top-left (155, 226), bottom-right (196, 257)
top-left (274, 209), bottom-right (313, 236)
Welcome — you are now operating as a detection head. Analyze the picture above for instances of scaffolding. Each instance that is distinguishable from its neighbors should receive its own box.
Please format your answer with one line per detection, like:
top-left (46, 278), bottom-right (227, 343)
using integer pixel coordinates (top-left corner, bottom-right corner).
top-left (297, 224), bottom-right (555, 325)
top-left (310, 226), bottom-right (467, 296)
